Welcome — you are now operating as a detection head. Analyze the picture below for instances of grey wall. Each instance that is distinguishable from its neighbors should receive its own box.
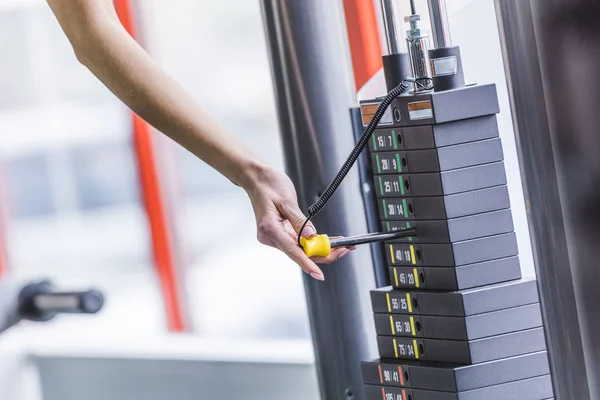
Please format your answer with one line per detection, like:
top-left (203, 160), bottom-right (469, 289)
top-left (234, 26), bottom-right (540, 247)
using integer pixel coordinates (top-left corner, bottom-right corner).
top-left (35, 356), bottom-right (319, 400)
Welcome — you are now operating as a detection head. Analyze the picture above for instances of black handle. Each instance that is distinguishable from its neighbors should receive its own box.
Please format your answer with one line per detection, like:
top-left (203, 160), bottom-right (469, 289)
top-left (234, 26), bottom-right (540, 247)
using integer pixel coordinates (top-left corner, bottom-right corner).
top-left (32, 290), bottom-right (104, 314)
top-left (19, 281), bottom-right (104, 321)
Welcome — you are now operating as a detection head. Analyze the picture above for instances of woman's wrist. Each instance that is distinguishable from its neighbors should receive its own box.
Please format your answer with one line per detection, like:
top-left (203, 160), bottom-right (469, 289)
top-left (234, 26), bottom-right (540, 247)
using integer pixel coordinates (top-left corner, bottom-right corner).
top-left (235, 156), bottom-right (272, 194)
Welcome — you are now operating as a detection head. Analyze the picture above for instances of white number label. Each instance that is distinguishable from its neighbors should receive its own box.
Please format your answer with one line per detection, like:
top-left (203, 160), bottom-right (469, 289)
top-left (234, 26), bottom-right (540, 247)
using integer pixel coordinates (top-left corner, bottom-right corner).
top-left (383, 370), bottom-right (391, 381)
top-left (400, 298), bottom-right (408, 310)
top-left (398, 344), bottom-right (407, 356)
top-left (395, 321), bottom-right (404, 332)
top-left (395, 249), bottom-right (411, 263)
top-left (387, 203), bottom-right (404, 216)
top-left (381, 159), bottom-right (390, 170)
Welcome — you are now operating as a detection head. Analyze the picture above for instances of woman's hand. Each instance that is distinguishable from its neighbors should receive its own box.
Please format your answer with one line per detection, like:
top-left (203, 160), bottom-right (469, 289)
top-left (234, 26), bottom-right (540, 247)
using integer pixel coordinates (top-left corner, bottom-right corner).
top-left (243, 165), bottom-right (353, 281)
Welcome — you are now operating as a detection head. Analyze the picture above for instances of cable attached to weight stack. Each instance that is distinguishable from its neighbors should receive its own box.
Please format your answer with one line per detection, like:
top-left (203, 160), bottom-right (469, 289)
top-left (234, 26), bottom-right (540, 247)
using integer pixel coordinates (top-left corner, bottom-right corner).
top-left (297, 78), bottom-right (414, 247)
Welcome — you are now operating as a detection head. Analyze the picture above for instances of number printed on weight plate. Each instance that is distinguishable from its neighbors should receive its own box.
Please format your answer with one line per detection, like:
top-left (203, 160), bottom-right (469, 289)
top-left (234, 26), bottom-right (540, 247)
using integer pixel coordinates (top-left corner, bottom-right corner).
top-left (387, 203), bottom-right (404, 216)
top-left (395, 248), bottom-right (412, 263)
top-left (383, 179), bottom-right (401, 194)
top-left (379, 156), bottom-right (397, 172)
top-left (398, 344), bottom-right (407, 356)
top-left (407, 344), bottom-right (415, 357)
top-left (383, 369), bottom-right (391, 382)
top-left (379, 176), bottom-right (411, 199)
top-left (390, 296), bottom-right (409, 311)
top-left (400, 298), bottom-right (408, 310)
top-left (394, 319), bottom-right (412, 334)
top-left (374, 131), bottom-right (397, 151)
top-left (381, 365), bottom-right (403, 385)
top-left (395, 270), bottom-right (419, 288)
top-left (398, 272), bottom-right (407, 285)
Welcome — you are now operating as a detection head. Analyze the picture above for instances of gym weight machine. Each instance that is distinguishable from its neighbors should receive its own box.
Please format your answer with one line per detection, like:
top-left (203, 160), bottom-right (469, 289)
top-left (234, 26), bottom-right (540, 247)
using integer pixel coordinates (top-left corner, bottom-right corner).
top-left (261, 0), bottom-right (594, 399)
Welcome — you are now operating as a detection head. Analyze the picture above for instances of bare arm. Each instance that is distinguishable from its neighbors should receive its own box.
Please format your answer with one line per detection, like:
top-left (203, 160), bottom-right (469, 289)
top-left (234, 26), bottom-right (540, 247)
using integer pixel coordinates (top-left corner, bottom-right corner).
top-left (46, 0), bottom-right (352, 280)
top-left (47, 0), bottom-right (257, 188)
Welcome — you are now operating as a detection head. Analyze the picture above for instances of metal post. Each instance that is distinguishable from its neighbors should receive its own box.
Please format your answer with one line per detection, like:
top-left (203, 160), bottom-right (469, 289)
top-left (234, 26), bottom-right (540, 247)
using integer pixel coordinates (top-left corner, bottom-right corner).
top-left (427, 0), bottom-right (452, 48)
top-left (380, 0), bottom-right (403, 54)
top-left (494, 1), bottom-right (592, 398)
top-left (260, 1), bottom-right (378, 399)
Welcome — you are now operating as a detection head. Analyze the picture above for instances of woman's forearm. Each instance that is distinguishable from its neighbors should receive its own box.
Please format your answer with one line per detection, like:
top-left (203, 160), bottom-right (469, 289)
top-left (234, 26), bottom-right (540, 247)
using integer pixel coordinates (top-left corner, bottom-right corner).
top-left (48, 0), bottom-right (267, 190)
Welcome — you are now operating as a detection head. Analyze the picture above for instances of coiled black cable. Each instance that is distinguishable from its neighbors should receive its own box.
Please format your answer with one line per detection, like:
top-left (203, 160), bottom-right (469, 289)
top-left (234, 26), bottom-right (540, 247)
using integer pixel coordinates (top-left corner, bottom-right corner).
top-left (298, 78), bottom-right (413, 246)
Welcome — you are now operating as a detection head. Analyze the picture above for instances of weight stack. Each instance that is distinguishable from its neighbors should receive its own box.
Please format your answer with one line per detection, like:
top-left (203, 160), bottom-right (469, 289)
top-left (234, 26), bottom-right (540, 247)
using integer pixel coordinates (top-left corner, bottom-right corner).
top-left (358, 84), bottom-right (554, 399)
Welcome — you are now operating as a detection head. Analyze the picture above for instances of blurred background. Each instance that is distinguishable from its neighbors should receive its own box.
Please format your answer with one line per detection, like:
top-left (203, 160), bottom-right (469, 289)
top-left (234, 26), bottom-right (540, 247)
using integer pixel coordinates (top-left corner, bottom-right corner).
top-left (0, 0), bottom-right (308, 339)
top-left (0, 0), bottom-right (533, 399)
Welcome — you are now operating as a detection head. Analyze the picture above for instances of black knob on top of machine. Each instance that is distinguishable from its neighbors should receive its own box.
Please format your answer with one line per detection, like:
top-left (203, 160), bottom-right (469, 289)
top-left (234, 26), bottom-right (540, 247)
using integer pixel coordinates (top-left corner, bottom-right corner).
top-left (18, 280), bottom-right (104, 322)
top-left (382, 53), bottom-right (413, 93)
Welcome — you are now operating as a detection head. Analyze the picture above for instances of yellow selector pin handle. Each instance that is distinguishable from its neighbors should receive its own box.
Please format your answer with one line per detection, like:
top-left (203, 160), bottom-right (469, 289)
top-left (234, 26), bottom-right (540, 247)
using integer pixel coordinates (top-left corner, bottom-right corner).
top-left (300, 235), bottom-right (331, 258)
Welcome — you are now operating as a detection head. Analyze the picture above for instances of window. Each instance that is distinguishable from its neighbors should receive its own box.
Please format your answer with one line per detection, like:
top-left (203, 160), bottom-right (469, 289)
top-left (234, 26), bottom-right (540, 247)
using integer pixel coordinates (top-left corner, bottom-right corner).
top-left (70, 141), bottom-right (139, 210)
top-left (0, 0), bottom-right (311, 340)
top-left (4, 153), bottom-right (54, 218)
top-left (0, 2), bottom-right (162, 332)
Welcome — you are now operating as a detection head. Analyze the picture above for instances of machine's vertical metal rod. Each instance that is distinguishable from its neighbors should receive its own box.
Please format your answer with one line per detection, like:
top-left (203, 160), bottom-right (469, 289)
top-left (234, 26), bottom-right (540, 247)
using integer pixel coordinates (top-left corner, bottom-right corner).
top-left (495, 0), bottom-right (591, 398)
top-left (380, 0), bottom-right (403, 54)
top-left (260, 1), bottom-right (378, 399)
top-left (427, 0), bottom-right (452, 48)
top-left (410, 0), bottom-right (416, 15)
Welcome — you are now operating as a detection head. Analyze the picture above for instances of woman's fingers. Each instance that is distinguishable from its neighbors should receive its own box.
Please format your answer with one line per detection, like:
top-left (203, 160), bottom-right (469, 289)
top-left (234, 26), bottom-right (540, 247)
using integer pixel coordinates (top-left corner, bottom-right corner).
top-left (259, 218), bottom-right (325, 280)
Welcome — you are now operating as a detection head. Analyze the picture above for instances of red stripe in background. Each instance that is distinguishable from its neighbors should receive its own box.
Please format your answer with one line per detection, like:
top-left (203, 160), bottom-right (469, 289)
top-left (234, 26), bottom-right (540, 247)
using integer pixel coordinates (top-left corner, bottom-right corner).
top-left (113, 0), bottom-right (186, 332)
top-left (343, 0), bottom-right (383, 91)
